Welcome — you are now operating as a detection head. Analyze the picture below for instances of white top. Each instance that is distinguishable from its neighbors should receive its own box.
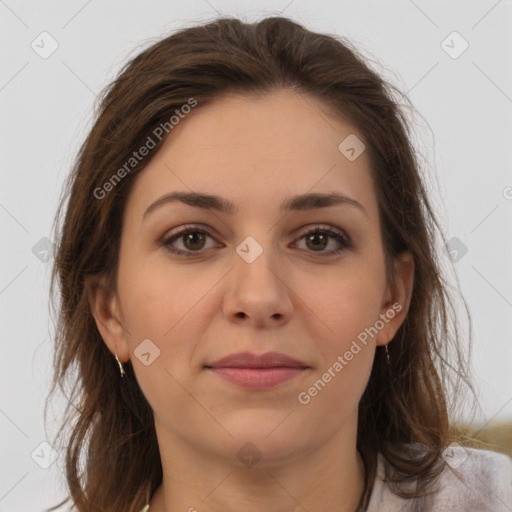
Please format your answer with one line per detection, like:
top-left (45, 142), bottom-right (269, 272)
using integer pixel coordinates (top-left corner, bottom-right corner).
top-left (140, 445), bottom-right (512, 512)
top-left (367, 445), bottom-right (512, 511)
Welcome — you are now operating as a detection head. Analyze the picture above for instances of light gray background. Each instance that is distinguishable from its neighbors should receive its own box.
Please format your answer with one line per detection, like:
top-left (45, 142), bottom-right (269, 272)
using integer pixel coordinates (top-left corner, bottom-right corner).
top-left (1, 1), bottom-right (511, 510)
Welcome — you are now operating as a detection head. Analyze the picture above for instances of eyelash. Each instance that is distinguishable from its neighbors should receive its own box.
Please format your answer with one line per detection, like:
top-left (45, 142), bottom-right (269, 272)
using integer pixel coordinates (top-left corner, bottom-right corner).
top-left (160, 224), bottom-right (352, 258)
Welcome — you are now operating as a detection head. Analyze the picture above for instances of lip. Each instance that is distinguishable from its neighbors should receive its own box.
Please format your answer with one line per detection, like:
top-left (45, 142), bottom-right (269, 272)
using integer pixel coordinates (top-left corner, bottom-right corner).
top-left (204, 351), bottom-right (310, 390)
top-left (206, 367), bottom-right (309, 389)
top-left (206, 351), bottom-right (309, 369)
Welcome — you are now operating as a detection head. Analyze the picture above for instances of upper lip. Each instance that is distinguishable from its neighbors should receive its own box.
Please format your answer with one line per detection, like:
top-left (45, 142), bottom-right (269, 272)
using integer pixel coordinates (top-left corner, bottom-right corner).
top-left (205, 351), bottom-right (309, 369)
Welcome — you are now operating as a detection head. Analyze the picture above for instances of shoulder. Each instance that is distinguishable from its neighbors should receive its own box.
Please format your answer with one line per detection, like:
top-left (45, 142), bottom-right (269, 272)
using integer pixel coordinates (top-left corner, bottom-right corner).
top-left (367, 444), bottom-right (512, 512)
top-left (435, 444), bottom-right (512, 511)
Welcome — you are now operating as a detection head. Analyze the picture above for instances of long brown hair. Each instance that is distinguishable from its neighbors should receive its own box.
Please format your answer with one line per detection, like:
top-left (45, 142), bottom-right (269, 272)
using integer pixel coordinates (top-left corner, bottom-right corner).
top-left (45, 15), bottom-right (479, 511)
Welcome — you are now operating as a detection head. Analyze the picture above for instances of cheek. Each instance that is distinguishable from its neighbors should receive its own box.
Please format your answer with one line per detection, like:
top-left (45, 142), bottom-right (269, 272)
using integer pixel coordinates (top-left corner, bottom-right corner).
top-left (299, 267), bottom-right (384, 393)
top-left (117, 254), bottom-right (216, 378)
top-left (307, 267), bottom-right (385, 340)
top-left (117, 252), bottom-right (195, 335)
top-left (116, 258), bottom-right (205, 409)
top-left (297, 279), bottom-right (380, 413)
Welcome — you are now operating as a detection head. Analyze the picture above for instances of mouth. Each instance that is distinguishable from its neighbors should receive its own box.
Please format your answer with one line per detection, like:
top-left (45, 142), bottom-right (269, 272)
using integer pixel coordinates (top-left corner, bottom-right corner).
top-left (204, 351), bottom-right (310, 390)
top-left (204, 366), bottom-right (310, 389)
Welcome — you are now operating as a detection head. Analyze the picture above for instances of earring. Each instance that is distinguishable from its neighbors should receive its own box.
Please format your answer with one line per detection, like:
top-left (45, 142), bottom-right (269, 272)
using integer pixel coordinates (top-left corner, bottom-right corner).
top-left (384, 344), bottom-right (391, 365)
top-left (115, 349), bottom-right (126, 378)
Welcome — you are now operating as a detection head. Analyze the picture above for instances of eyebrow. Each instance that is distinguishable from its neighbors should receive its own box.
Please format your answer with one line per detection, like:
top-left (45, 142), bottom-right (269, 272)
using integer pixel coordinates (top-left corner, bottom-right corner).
top-left (142, 191), bottom-right (368, 220)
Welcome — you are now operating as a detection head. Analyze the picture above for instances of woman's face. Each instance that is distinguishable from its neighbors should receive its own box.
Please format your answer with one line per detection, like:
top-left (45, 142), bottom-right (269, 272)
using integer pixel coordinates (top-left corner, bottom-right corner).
top-left (92, 89), bottom-right (413, 466)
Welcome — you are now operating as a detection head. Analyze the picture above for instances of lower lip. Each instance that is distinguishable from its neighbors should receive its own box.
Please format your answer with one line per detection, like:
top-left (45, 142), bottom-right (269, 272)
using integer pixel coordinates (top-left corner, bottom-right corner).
top-left (205, 367), bottom-right (308, 389)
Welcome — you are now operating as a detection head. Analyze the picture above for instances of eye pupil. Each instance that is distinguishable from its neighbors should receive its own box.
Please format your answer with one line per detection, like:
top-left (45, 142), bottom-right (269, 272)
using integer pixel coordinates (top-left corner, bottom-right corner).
top-left (306, 233), bottom-right (327, 251)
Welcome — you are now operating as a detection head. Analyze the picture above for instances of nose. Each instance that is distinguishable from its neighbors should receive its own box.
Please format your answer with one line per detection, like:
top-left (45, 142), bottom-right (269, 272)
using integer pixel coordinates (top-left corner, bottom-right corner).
top-left (221, 241), bottom-right (294, 328)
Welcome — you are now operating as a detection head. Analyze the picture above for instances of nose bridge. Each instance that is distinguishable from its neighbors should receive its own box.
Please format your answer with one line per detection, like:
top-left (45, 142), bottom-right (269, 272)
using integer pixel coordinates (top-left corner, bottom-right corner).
top-left (223, 229), bottom-right (293, 324)
top-left (234, 231), bottom-right (282, 288)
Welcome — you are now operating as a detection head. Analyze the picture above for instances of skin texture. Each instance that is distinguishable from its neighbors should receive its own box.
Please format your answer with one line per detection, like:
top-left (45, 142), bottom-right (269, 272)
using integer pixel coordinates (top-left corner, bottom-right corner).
top-left (89, 89), bottom-right (414, 512)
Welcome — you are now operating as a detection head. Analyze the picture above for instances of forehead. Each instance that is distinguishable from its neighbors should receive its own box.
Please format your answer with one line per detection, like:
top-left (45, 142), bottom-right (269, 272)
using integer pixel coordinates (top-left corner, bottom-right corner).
top-left (124, 89), bottom-right (378, 221)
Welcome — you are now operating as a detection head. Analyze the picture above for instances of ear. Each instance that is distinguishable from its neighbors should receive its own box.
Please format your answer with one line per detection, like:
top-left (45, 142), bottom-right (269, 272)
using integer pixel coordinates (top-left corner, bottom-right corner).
top-left (375, 251), bottom-right (414, 347)
top-left (86, 275), bottom-right (130, 362)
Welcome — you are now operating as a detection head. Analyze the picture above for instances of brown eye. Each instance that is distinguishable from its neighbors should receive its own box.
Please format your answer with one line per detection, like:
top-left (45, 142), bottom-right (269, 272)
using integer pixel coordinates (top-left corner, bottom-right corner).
top-left (295, 226), bottom-right (351, 256)
top-left (160, 224), bottom-right (351, 259)
top-left (305, 232), bottom-right (328, 251)
top-left (161, 226), bottom-right (216, 257)
top-left (181, 231), bottom-right (207, 251)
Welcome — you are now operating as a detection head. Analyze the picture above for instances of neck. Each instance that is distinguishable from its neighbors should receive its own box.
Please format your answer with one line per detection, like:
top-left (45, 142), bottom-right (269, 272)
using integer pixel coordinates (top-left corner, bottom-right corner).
top-left (148, 413), bottom-right (366, 512)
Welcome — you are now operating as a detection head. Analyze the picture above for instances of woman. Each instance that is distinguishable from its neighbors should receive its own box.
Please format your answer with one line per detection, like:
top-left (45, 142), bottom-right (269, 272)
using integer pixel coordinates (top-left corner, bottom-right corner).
top-left (46, 15), bottom-right (512, 512)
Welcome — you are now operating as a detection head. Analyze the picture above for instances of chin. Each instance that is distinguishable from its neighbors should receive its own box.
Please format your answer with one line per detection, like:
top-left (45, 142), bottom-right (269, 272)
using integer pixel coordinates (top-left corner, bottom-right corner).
top-left (212, 413), bottom-right (312, 466)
